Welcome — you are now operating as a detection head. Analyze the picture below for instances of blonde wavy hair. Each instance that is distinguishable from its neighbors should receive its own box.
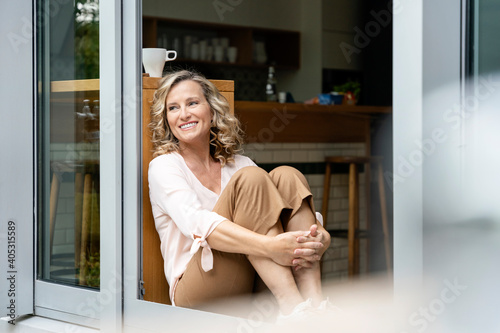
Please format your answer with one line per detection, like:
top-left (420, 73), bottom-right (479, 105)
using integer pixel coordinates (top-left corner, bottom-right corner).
top-left (149, 70), bottom-right (244, 166)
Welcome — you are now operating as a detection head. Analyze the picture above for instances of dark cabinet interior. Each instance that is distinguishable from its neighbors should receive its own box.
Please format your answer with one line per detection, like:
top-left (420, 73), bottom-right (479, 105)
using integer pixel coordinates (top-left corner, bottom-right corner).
top-left (142, 17), bottom-right (301, 70)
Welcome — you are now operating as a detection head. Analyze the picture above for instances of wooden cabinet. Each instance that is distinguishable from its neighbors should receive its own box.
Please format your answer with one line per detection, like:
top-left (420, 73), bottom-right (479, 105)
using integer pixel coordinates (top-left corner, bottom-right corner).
top-left (143, 17), bottom-right (300, 70)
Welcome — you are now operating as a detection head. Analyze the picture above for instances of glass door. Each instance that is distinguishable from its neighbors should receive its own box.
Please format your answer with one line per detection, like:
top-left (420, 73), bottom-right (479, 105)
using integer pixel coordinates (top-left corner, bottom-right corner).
top-left (462, 0), bottom-right (500, 217)
top-left (37, 0), bottom-right (100, 289)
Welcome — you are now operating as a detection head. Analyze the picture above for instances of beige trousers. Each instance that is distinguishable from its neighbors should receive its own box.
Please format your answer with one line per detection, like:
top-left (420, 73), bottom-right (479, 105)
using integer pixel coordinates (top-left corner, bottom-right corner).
top-left (174, 166), bottom-right (316, 309)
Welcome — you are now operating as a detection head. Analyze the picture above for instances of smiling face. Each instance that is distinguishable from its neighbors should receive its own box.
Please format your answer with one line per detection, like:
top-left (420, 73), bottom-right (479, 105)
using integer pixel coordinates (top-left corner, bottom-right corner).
top-left (165, 80), bottom-right (213, 150)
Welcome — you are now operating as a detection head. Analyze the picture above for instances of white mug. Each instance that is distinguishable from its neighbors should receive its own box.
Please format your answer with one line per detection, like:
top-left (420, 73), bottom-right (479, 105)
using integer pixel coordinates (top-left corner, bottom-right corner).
top-left (227, 46), bottom-right (238, 63)
top-left (278, 91), bottom-right (287, 103)
top-left (199, 40), bottom-right (207, 61)
top-left (143, 48), bottom-right (177, 78)
top-left (214, 46), bottom-right (224, 62)
top-left (206, 46), bottom-right (214, 61)
top-left (183, 36), bottom-right (192, 58)
top-left (190, 43), bottom-right (200, 60)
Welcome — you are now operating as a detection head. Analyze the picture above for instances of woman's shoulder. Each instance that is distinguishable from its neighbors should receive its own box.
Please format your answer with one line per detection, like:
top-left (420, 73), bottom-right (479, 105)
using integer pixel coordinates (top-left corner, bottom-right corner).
top-left (148, 152), bottom-right (192, 188)
top-left (149, 152), bottom-right (184, 173)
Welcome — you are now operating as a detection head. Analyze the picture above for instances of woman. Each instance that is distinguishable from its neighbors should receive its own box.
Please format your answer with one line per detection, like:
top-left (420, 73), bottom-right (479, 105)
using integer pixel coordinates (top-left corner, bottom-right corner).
top-left (148, 70), bottom-right (331, 321)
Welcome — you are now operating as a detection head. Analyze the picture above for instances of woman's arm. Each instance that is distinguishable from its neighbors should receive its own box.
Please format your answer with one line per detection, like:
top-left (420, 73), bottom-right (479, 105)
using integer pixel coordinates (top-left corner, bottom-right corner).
top-left (206, 220), bottom-right (324, 267)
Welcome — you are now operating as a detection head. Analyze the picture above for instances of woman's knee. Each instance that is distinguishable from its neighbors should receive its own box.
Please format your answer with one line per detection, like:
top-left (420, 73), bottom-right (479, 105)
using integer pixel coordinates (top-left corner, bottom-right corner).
top-left (232, 166), bottom-right (271, 185)
top-left (269, 165), bottom-right (308, 185)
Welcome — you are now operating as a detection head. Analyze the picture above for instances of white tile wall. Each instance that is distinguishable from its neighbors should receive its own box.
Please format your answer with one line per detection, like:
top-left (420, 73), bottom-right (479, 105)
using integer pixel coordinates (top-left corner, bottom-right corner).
top-left (52, 182), bottom-right (76, 256)
top-left (50, 143), bottom-right (99, 257)
top-left (50, 143), bottom-right (99, 161)
top-left (243, 142), bottom-right (369, 281)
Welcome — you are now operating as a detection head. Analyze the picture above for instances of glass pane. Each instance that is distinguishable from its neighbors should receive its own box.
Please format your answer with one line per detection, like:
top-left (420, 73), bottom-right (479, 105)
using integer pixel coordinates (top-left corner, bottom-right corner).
top-left (464, 0), bottom-right (500, 214)
top-left (37, 0), bottom-right (100, 288)
top-left (467, 0), bottom-right (500, 77)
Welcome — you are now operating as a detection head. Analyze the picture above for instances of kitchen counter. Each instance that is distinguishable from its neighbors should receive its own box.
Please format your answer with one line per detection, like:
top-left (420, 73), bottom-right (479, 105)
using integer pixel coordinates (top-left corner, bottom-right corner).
top-left (235, 101), bottom-right (391, 144)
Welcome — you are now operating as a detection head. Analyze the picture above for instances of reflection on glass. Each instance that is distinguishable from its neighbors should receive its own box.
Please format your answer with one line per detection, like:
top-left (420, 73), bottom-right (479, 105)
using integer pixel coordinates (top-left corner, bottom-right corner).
top-left (37, 0), bottom-right (100, 288)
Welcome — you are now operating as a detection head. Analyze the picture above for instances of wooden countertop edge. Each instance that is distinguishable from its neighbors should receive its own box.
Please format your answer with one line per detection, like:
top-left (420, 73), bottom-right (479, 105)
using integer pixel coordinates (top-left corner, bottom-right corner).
top-left (143, 77), bottom-right (234, 92)
top-left (235, 101), bottom-right (392, 115)
top-left (51, 79), bottom-right (100, 92)
top-left (50, 78), bottom-right (235, 93)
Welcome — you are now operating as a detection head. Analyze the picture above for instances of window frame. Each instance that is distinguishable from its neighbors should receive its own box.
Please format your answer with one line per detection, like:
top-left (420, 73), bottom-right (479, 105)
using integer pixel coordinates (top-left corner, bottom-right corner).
top-left (394, 0), bottom-right (465, 301)
top-left (0, 0), bottom-right (35, 321)
top-left (393, 0), bottom-right (464, 306)
top-left (31, 0), bottom-right (123, 329)
top-left (120, 1), bottom-right (245, 331)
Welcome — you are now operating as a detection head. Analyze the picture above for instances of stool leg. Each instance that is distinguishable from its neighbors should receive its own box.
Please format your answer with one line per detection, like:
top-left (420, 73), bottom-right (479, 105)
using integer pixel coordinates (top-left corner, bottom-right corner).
top-left (74, 172), bottom-right (84, 268)
top-left (79, 173), bottom-right (93, 285)
top-left (320, 162), bottom-right (332, 278)
top-left (49, 172), bottom-right (61, 258)
top-left (354, 165), bottom-right (360, 275)
top-left (321, 162), bottom-right (332, 225)
top-left (348, 163), bottom-right (360, 277)
top-left (377, 161), bottom-right (392, 275)
top-left (90, 175), bottom-right (100, 258)
top-left (363, 161), bottom-right (371, 275)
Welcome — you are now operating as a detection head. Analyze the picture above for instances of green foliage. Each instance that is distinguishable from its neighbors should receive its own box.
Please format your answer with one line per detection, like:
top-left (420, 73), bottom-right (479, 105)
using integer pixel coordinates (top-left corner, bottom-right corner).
top-left (333, 81), bottom-right (361, 100)
top-left (86, 252), bottom-right (100, 287)
top-left (74, 0), bottom-right (99, 79)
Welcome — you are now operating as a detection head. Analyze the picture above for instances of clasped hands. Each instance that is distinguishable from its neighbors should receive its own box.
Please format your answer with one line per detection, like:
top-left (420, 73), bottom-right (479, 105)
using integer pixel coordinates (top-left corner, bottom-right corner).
top-left (272, 224), bottom-right (330, 271)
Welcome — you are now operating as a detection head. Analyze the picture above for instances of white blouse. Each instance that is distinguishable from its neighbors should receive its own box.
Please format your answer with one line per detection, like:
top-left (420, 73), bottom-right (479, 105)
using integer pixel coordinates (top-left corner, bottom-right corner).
top-left (148, 152), bottom-right (257, 304)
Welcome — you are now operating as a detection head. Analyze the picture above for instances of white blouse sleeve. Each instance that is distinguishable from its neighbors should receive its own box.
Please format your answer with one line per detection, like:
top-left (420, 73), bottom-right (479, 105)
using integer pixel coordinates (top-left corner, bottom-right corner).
top-left (237, 154), bottom-right (258, 168)
top-left (148, 156), bottom-right (226, 271)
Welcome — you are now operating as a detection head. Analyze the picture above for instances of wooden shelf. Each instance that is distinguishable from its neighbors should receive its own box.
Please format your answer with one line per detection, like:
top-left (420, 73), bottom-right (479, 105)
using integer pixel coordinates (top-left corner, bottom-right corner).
top-left (167, 58), bottom-right (298, 70)
top-left (143, 16), bottom-right (300, 70)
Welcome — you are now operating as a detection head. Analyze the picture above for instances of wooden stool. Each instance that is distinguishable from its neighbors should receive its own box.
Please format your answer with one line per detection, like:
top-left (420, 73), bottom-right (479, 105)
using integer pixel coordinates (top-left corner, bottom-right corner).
top-left (321, 156), bottom-right (391, 277)
top-left (49, 160), bottom-right (100, 285)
